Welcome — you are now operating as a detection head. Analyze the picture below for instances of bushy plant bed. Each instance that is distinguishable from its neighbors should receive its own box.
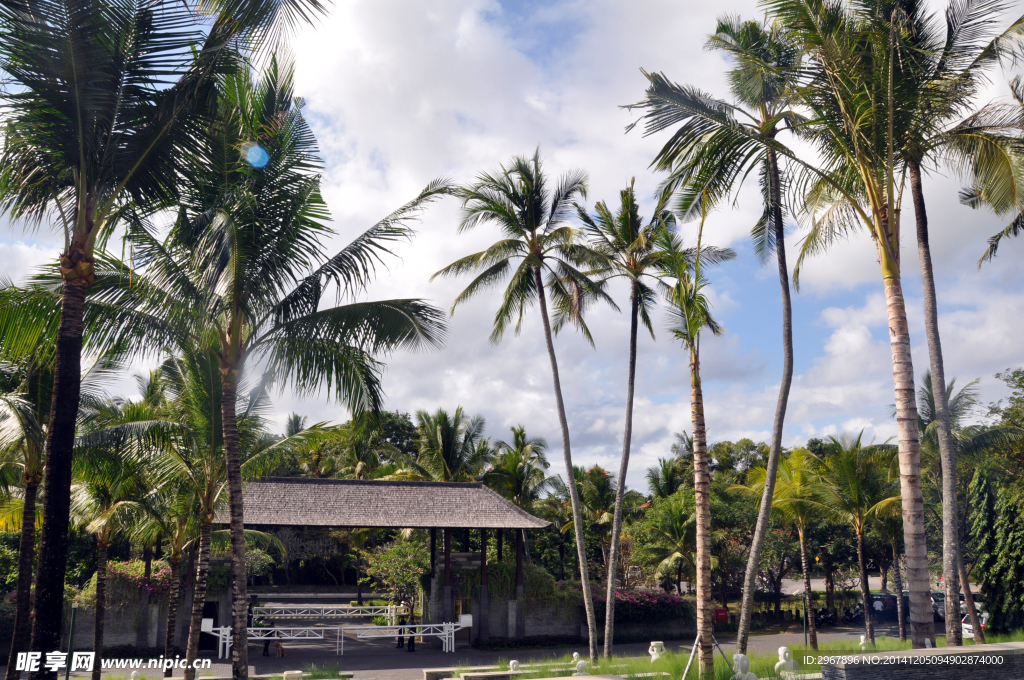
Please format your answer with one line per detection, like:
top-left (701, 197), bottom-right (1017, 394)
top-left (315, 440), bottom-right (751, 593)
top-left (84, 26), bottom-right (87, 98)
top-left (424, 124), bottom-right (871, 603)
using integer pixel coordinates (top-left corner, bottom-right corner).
top-left (589, 589), bottom-right (694, 624)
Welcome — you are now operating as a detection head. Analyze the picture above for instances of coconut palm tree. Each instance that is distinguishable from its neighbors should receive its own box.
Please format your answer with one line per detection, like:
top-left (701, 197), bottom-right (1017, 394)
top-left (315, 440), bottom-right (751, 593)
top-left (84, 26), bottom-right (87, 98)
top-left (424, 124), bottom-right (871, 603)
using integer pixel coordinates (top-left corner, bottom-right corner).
top-left (874, 504), bottom-right (908, 641)
top-left (0, 359), bottom-right (46, 680)
top-left (433, 150), bottom-right (611, 661)
top-left (576, 180), bottom-right (733, 654)
top-left (661, 208), bottom-right (725, 676)
top-left (0, 352), bottom-right (122, 678)
top-left (71, 59), bottom-right (447, 673)
top-left (625, 17), bottom-right (802, 651)
top-left (890, 3), bottom-right (1024, 641)
top-left (135, 481), bottom-right (196, 675)
top-left (647, 458), bottom-right (688, 499)
top-left (627, 3), bottom-right (944, 646)
top-left (155, 352), bottom-right (292, 680)
top-left (730, 449), bottom-right (828, 649)
top-left (638, 492), bottom-right (699, 595)
top-left (574, 181), bottom-right (672, 654)
top-left (485, 426), bottom-right (554, 510)
top-left (391, 408), bottom-right (491, 482)
top-left (484, 426), bottom-right (556, 562)
top-left (816, 433), bottom-right (899, 646)
top-left (0, 1), bottom-right (328, 662)
top-left (536, 486), bottom-right (574, 580)
top-left (71, 400), bottom-right (156, 680)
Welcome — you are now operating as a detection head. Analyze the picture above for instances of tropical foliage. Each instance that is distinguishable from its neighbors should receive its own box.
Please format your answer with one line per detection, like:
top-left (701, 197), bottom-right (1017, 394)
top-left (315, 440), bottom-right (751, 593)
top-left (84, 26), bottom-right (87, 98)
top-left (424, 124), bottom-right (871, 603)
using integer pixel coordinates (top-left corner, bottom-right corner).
top-left (1, 0), bottom-right (1024, 677)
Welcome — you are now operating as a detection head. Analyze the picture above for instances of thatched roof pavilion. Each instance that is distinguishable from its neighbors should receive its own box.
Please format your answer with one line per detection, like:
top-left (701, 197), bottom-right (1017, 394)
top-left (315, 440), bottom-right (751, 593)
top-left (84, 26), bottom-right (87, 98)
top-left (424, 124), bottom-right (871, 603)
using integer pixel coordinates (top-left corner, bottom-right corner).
top-left (223, 477), bottom-right (547, 638)
top-left (226, 477), bottom-right (550, 529)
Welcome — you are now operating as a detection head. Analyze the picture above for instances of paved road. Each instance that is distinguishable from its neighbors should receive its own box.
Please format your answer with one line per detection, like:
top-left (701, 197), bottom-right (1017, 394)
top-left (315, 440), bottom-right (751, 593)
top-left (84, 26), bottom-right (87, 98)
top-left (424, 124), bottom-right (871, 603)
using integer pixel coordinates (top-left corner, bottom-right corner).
top-left (66, 623), bottom-right (892, 680)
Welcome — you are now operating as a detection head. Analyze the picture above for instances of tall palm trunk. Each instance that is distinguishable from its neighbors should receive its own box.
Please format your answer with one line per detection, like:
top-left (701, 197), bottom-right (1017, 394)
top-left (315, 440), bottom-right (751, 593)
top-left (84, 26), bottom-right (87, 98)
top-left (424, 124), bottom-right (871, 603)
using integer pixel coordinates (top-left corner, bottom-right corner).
top-left (736, 148), bottom-right (794, 654)
top-left (534, 266), bottom-right (598, 663)
top-left (957, 551), bottom-right (984, 644)
top-left (909, 162), bottom-right (962, 644)
top-left (184, 522), bottom-right (212, 680)
top-left (797, 526), bottom-right (818, 650)
top-left (5, 480), bottom-right (38, 680)
top-left (856, 528), bottom-right (874, 645)
top-left (690, 345), bottom-right (713, 677)
top-left (29, 278), bottom-right (88, 677)
top-left (882, 271), bottom-right (935, 648)
top-left (220, 376), bottom-right (248, 680)
top-left (92, 538), bottom-right (109, 680)
top-left (164, 553), bottom-right (182, 667)
top-left (891, 541), bottom-right (906, 642)
top-left (603, 284), bottom-right (640, 657)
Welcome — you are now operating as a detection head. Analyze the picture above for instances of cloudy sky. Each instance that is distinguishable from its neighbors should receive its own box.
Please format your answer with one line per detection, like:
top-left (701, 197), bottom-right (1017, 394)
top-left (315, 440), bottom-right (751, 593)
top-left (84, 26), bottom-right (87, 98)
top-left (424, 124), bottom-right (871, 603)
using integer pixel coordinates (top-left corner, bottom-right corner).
top-left (3, 0), bottom-right (1023, 490)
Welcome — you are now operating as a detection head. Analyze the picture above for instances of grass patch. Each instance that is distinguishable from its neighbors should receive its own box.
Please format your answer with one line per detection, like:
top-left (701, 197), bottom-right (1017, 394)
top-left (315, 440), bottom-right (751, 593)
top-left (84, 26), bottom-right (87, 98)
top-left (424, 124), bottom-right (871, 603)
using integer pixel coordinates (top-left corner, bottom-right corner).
top-left (471, 634), bottom-right (1024, 680)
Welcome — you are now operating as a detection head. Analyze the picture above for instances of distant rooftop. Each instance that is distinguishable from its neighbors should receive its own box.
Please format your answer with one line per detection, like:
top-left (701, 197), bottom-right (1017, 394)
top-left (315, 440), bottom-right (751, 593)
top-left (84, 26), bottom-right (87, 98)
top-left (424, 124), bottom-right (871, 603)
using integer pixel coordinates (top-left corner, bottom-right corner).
top-left (218, 477), bottom-right (551, 530)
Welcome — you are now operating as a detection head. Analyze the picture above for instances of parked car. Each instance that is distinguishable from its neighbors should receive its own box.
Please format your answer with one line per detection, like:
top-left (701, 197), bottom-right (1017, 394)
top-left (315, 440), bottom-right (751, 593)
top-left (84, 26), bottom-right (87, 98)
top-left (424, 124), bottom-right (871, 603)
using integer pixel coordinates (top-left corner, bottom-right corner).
top-left (931, 591), bottom-right (946, 621)
top-left (962, 612), bottom-right (990, 640)
top-left (960, 593), bottom-right (987, 616)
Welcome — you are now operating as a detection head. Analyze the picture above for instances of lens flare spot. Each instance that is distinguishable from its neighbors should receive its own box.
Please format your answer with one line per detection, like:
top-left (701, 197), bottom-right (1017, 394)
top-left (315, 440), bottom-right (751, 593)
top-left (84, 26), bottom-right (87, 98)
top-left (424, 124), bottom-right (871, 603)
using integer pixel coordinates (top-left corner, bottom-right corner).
top-left (241, 141), bottom-right (269, 168)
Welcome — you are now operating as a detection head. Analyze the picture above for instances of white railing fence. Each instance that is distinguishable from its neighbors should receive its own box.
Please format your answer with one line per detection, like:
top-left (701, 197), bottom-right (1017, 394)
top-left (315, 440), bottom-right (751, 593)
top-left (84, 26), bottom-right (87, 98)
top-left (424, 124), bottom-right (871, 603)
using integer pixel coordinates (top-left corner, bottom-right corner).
top-left (252, 604), bottom-right (409, 624)
top-left (208, 614), bottom-right (472, 659)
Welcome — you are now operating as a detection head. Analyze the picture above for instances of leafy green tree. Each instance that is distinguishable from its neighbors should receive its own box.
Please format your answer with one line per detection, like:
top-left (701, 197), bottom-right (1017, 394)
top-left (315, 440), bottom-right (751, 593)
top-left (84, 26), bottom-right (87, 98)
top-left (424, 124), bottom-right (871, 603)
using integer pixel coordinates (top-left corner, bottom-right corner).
top-left (0, 0), bottom-right (327, 665)
top-left (365, 539), bottom-right (429, 604)
top-left (972, 485), bottom-right (1024, 634)
top-left (433, 150), bottom-right (609, 661)
top-left (378, 411), bottom-right (419, 458)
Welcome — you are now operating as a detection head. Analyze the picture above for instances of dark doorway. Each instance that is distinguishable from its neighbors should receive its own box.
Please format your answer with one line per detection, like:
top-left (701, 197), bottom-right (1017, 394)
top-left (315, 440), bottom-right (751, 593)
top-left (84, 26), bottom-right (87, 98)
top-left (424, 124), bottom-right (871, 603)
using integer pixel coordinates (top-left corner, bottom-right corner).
top-left (198, 601), bottom-right (219, 651)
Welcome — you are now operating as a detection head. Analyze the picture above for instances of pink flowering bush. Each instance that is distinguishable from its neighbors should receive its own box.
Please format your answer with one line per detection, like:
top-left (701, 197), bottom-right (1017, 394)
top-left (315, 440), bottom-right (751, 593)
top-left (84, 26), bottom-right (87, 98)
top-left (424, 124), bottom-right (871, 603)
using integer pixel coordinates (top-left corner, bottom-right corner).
top-left (564, 585), bottom-right (693, 624)
top-left (79, 559), bottom-right (176, 607)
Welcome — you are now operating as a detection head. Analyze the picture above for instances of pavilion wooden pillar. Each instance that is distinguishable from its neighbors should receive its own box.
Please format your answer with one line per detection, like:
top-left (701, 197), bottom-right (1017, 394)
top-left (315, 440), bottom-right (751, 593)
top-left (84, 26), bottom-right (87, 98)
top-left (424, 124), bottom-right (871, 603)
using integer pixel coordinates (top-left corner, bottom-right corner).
top-left (443, 528), bottom-right (453, 623)
top-left (478, 528), bottom-right (489, 644)
top-left (428, 528), bottom-right (438, 624)
top-left (514, 529), bottom-right (525, 638)
top-left (430, 529), bottom-right (436, 577)
top-left (497, 529), bottom-right (503, 561)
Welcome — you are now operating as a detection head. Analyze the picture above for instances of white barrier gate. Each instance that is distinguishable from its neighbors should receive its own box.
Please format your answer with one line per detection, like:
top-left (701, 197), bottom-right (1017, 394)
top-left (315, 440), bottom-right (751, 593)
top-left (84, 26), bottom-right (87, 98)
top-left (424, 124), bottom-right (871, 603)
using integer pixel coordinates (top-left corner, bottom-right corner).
top-left (208, 614), bottom-right (472, 659)
top-left (253, 604), bottom-right (409, 624)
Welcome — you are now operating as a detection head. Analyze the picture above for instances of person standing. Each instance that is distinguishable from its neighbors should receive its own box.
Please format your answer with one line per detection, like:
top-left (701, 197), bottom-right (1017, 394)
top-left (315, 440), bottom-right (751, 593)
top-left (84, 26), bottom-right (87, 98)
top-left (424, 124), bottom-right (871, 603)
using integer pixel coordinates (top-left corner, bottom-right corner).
top-left (406, 615), bottom-right (416, 652)
top-left (262, 620), bottom-right (275, 657)
top-left (396, 617), bottom-right (406, 648)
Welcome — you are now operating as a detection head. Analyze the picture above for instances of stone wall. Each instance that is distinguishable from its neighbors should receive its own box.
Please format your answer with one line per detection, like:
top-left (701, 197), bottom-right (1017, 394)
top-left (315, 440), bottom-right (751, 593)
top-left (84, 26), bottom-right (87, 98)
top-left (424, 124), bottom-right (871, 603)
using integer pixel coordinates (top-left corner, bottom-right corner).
top-left (468, 596), bottom-right (693, 643)
top-left (61, 604), bottom-right (166, 650)
top-left (58, 585), bottom-right (231, 653)
top-left (821, 641), bottom-right (1024, 680)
